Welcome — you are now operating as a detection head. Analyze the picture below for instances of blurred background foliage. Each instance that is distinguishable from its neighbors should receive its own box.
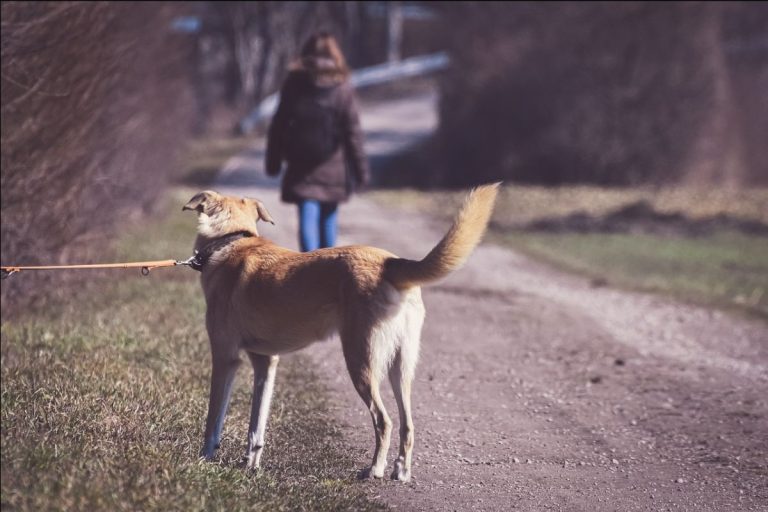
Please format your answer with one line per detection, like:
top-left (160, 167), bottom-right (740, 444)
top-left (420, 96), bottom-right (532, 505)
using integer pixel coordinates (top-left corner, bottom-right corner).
top-left (2, 2), bottom-right (196, 307)
top-left (2, 1), bottom-right (766, 308)
top-left (436, 1), bottom-right (768, 188)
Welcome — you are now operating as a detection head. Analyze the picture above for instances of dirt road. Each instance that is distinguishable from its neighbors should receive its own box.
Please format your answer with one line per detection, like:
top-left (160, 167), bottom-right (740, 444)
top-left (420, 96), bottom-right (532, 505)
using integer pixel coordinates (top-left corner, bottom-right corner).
top-left (216, 94), bottom-right (768, 511)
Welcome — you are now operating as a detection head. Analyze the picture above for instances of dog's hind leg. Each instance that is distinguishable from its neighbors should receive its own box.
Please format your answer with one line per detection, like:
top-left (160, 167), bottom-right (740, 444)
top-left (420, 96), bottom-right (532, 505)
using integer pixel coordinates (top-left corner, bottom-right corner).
top-left (342, 324), bottom-right (393, 479)
top-left (389, 301), bottom-right (423, 482)
top-left (388, 349), bottom-right (417, 481)
top-left (357, 375), bottom-right (392, 480)
top-left (200, 353), bottom-right (240, 460)
top-left (244, 353), bottom-right (279, 469)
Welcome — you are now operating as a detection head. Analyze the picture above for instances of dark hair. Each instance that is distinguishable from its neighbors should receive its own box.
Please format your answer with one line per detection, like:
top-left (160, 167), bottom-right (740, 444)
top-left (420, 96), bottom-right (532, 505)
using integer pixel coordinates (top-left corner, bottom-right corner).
top-left (292, 32), bottom-right (349, 80)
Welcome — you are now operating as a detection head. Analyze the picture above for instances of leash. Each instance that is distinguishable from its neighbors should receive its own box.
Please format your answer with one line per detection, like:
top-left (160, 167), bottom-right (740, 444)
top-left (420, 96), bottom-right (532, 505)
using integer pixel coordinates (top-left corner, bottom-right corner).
top-left (0, 231), bottom-right (254, 280)
top-left (1, 257), bottom-right (198, 279)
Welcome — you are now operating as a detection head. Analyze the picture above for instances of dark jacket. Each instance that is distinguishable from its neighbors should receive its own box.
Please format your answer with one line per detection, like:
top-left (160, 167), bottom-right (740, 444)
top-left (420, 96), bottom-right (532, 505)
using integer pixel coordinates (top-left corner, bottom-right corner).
top-left (265, 59), bottom-right (369, 204)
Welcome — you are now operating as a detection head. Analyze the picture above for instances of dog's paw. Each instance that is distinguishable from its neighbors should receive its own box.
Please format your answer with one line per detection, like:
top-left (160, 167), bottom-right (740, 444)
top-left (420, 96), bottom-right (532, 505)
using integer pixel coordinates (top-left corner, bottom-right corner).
top-left (390, 460), bottom-right (411, 482)
top-left (240, 454), bottom-right (260, 472)
top-left (199, 439), bottom-right (220, 461)
top-left (357, 466), bottom-right (385, 480)
top-left (199, 448), bottom-right (216, 461)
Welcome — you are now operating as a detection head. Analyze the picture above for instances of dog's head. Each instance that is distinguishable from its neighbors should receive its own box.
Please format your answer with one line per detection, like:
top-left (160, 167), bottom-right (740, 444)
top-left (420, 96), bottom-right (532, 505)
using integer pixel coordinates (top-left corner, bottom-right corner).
top-left (183, 190), bottom-right (275, 237)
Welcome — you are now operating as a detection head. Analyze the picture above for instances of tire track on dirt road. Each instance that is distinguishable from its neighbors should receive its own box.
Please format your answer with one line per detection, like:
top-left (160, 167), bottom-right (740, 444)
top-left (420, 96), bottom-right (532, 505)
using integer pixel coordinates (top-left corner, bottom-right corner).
top-left (216, 93), bottom-right (768, 511)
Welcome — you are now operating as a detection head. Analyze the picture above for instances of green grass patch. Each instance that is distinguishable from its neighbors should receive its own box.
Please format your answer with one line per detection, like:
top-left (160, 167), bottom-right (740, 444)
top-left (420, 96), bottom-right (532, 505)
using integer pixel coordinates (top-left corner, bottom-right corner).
top-left (2, 189), bottom-right (384, 510)
top-left (496, 230), bottom-right (768, 319)
top-left (178, 137), bottom-right (256, 186)
top-left (368, 185), bottom-right (768, 319)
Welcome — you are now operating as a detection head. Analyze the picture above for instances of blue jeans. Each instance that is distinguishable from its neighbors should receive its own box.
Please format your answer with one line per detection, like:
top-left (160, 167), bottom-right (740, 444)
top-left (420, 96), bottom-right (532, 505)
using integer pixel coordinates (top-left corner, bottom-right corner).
top-left (298, 200), bottom-right (338, 252)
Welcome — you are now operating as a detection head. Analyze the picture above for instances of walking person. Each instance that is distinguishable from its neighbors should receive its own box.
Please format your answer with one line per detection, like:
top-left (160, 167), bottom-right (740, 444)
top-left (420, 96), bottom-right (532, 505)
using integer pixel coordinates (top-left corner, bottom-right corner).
top-left (266, 32), bottom-right (369, 252)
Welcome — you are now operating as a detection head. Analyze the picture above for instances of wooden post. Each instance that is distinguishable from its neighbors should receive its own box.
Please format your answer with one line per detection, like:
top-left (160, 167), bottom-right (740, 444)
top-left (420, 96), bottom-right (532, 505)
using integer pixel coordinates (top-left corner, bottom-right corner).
top-left (387, 1), bottom-right (403, 63)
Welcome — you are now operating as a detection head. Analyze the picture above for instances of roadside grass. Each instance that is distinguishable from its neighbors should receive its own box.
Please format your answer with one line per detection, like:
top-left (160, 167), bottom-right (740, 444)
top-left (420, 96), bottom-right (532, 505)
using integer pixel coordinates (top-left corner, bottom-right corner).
top-left (369, 185), bottom-right (768, 226)
top-left (496, 230), bottom-right (768, 318)
top-left (1, 193), bottom-right (384, 510)
top-left (368, 185), bottom-right (768, 319)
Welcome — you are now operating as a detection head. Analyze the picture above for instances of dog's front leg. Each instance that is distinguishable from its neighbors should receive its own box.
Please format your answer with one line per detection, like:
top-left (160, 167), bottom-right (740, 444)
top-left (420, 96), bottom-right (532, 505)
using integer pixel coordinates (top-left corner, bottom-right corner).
top-left (245, 353), bottom-right (279, 469)
top-left (200, 355), bottom-right (240, 460)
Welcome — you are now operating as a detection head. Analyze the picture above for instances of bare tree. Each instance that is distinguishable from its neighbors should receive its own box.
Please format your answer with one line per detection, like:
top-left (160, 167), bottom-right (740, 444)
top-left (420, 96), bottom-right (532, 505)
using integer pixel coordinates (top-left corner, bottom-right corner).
top-left (195, 1), bottom-right (397, 118)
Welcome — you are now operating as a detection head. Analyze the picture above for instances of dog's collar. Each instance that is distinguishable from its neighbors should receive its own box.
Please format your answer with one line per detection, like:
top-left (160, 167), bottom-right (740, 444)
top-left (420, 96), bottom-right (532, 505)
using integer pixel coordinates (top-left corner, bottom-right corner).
top-left (189, 230), bottom-right (254, 271)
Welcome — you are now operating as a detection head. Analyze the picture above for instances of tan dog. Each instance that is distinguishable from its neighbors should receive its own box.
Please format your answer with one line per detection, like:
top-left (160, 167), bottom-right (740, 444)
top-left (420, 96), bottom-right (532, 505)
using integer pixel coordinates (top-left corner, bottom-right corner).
top-left (183, 184), bottom-right (499, 481)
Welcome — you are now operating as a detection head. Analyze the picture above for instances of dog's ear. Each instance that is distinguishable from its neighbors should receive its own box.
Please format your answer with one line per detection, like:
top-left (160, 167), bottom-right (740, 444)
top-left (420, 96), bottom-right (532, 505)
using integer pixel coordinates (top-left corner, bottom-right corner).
top-left (183, 191), bottom-right (220, 214)
top-left (250, 199), bottom-right (275, 225)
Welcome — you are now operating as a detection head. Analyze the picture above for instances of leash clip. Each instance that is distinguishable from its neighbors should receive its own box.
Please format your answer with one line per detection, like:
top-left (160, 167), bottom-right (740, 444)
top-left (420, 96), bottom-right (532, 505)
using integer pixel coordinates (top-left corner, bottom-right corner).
top-left (1, 268), bottom-right (19, 279)
top-left (176, 252), bottom-right (203, 272)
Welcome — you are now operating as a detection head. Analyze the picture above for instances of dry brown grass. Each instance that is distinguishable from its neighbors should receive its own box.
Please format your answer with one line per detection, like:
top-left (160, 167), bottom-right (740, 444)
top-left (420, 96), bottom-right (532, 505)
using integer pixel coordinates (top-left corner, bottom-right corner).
top-left (371, 185), bottom-right (768, 226)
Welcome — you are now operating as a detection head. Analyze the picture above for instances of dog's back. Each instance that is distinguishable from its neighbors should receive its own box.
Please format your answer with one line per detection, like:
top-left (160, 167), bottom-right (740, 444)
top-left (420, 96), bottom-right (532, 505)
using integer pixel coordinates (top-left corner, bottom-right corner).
top-left (219, 242), bottom-right (396, 351)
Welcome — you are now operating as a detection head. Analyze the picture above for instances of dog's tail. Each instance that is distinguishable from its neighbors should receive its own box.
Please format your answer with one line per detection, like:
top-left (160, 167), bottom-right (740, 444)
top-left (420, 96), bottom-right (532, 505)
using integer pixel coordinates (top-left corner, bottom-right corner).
top-left (384, 183), bottom-right (500, 290)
